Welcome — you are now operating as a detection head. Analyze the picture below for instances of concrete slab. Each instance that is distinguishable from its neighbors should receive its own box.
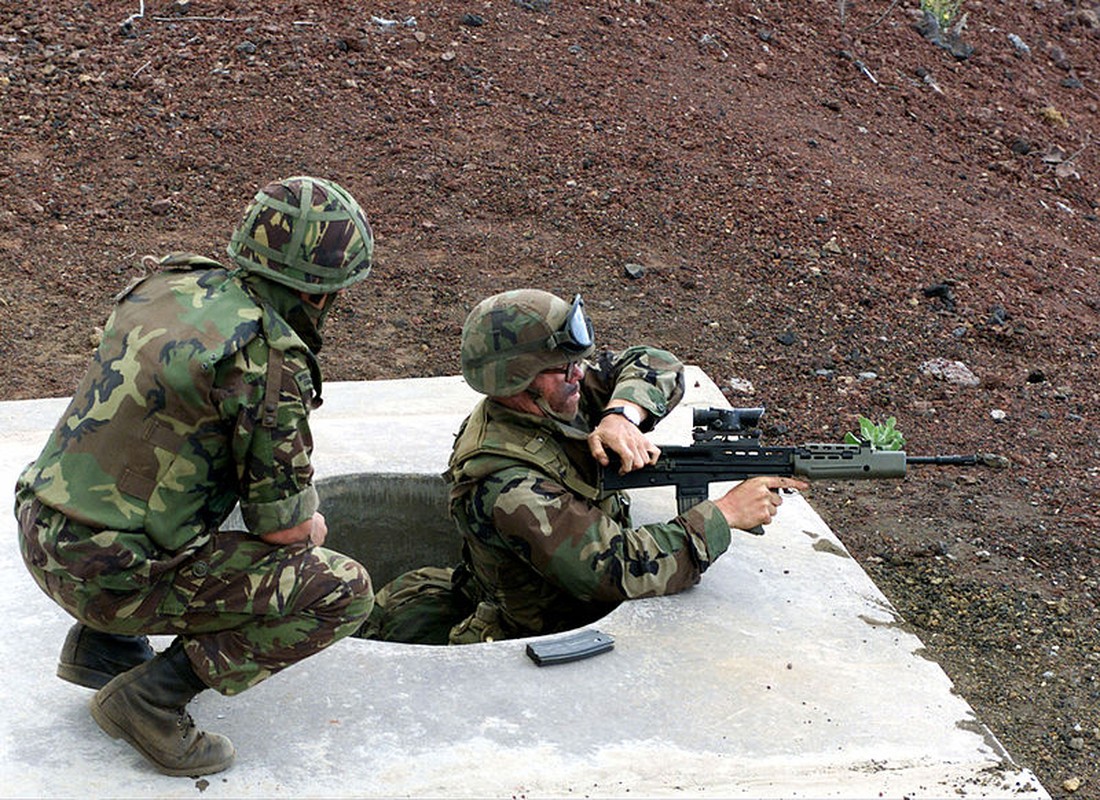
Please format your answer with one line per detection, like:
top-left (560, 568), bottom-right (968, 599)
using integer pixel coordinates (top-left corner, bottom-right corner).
top-left (0, 370), bottom-right (1048, 798)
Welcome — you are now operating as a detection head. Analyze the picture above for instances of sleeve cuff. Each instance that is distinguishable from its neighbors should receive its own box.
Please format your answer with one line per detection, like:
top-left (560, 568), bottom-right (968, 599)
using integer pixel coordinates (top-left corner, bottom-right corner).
top-left (241, 484), bottom-right (320, 537)
top-left (679, 500), bottom-right (732, 566)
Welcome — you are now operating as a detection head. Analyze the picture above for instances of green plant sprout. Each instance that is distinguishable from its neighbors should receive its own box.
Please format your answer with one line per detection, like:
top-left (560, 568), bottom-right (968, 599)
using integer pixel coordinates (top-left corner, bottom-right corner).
top-left (844, 415), bottom-right (906, 451)
top-left (921, 0), bottom-right (965, 31)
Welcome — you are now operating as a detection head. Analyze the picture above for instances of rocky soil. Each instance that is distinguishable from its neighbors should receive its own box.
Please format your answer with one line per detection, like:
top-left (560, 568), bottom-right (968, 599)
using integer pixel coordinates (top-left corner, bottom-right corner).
top-left (1, 1), bottom-right (1098, 796)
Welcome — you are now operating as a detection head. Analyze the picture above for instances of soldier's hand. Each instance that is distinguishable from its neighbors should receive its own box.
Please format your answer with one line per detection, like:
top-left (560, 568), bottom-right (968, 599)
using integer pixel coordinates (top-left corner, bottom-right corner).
top-left (589, 413), bottom-right (660, 474)
top-left (258, 511), bottom-right (328, 547)
top-left (712, 476), bottom-right (809, 531)
top-left (307, 512), bottom-right (328, 547)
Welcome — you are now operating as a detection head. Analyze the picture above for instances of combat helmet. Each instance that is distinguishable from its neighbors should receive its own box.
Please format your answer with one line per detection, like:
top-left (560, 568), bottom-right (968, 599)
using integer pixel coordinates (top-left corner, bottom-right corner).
top-left (226, 176), bottom-right (373, 294)
top-left (461, 289), bottom-right (595, 396)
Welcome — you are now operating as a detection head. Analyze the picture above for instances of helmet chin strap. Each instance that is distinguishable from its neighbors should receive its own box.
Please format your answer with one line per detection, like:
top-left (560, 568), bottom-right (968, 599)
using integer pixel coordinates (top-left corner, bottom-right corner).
top-left (242, 275), bottom-right (331, 352)
top-left (300, 291), bottom-right (337, 330)
top-left (526, 388), bottom-right (575, 423)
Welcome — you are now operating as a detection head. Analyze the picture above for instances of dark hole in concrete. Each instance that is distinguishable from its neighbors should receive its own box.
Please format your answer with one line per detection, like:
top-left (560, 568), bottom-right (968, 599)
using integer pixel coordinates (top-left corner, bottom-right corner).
top-left (315, 473), bottom-right (611, 647)
top-left (317, 473), bottom-right (461, 587)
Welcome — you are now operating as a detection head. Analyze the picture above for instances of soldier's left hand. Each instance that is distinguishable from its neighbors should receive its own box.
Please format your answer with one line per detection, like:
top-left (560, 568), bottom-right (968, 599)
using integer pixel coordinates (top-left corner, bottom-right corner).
top-left (589, 414), bottom-right (660, 474)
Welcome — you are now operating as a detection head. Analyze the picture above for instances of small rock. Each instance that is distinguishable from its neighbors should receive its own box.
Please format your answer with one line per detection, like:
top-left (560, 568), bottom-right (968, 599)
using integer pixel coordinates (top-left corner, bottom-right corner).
top-left (922, 282), bottom-right (956, 310)
top-left (1007, 33), bottom-right (1030, 55)
top-left (1047, 44), bottom-right (1071, 70)
top-left (727, 377), bottom-right (755, 395)
top-left (1078, 8), bottom-right (1100, 27)
top-left (920, 357), bottom-right (980, 387)
top-left (1063, 777), bottom-right (1081, 793)
top-left (990, 409), bottom-right (1006, 421)
top-left (978, 453), bottom-right (1011, 469)
top-left (776, 331), bottom-right (797, 346)
top-left (623, 262), bottom-right (645, 279)
top-left (149, 198), bottom-right (173, 215)
top-left (337, 35), bottom-right (365, 53)
top-left (460, 13), bottom-right (485, 26)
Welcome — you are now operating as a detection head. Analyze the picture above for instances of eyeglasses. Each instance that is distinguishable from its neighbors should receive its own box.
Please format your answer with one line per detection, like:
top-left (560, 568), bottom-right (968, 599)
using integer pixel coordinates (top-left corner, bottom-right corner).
top-left (545, 294), bottom-right (594, 354)
top-left (541, 360), bottom-right (583, 377)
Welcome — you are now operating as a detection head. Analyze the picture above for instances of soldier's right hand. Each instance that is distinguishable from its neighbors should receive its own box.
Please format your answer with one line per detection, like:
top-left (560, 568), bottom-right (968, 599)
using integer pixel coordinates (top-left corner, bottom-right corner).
top-left (712, 476), bottom-right (809, 531)
top-left (258, 511), bottom-right (328, 547)
top-left (307, 512), bottom-right (328, 547)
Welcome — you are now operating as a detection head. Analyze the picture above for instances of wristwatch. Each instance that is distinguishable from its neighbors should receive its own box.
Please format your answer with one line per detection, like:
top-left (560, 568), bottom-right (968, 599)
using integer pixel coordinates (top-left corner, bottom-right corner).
top-left (601, 405), bottom-right (643, 426)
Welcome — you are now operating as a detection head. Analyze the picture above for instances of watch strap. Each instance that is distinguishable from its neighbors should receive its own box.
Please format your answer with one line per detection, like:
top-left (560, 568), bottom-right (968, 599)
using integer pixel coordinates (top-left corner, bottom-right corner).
top-left (600, 405), bottom-right (642, 426)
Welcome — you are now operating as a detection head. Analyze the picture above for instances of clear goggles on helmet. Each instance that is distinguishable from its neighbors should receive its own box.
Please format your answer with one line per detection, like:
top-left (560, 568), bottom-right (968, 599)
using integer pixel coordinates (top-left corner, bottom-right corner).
top-left (546, 294), bottom-right (594, 354)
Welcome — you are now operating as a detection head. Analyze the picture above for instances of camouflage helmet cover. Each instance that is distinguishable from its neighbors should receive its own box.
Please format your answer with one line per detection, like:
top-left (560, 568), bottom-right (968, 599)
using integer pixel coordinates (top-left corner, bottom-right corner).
top-left (461, 289), bottom-right (596, 396)
top-left (226, 176), bottom-right (373, 294)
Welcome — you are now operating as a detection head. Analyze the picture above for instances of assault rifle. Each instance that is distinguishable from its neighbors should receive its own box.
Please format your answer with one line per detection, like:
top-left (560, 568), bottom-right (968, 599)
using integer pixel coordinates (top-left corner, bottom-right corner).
top-left (601, 406), bottom-right (1005, 533)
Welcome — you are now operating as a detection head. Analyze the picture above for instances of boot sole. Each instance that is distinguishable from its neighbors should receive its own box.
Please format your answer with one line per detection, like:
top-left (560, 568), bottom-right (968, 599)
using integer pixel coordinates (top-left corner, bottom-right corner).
top-left (57, 662), bottom-right (112, 691)
top-left (90, 696), bottom-right (235, 777)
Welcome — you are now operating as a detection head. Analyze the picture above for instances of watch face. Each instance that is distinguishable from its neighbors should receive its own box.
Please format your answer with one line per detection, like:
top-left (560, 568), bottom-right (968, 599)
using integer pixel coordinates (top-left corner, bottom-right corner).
top-left (606, 405), bottom-right (642, 426)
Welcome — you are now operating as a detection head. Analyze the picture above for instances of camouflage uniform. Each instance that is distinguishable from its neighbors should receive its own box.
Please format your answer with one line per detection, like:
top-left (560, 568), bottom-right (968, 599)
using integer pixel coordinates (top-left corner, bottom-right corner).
top-left (15, 255), bottom-right (372, 695)
top-left (444, 347), bottom-right (732, 642)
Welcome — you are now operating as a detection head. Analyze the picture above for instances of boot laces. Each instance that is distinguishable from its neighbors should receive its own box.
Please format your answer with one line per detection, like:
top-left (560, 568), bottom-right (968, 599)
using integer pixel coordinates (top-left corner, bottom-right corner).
top-left (175, 708), bottom-right (197, 740)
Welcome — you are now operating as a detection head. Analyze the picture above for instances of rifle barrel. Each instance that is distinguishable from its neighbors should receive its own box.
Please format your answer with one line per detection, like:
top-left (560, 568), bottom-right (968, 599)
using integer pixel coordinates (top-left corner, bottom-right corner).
top-left (906, 454), bottom-right (978, 466)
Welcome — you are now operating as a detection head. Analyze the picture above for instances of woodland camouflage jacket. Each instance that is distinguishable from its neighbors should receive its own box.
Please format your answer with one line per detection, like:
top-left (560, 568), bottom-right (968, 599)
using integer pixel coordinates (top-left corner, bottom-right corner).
top-left (16, 259), bottom-right (322, 569)
top-left (444, 346), bottom-right (733, 637)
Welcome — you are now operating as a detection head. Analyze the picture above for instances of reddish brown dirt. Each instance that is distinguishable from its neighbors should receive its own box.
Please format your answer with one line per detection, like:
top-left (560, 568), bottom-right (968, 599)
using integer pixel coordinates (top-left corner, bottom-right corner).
top-left (2, 1), bottom-right (1098, 795)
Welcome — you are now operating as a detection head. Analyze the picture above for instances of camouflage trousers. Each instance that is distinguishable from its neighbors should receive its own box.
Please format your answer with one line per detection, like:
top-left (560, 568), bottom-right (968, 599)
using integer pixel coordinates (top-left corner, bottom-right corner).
top-left (357, 565), bottom-right (477, 645)
top-left (356, 565), bottom-right (518, 646)
top-left (17, 498), bottom-right (374, 696)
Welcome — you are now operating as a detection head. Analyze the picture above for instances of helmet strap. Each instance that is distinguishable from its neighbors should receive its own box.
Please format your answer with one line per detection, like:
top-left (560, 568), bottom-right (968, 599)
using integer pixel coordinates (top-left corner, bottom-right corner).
top-left (287, 296), bottom-right (333, 352)
top-left (241, 274), bottom-right (328, 352)
top-left (529, 391), bottom-right (576, 424)
top-left (300, 291), bottom-right (337, 328)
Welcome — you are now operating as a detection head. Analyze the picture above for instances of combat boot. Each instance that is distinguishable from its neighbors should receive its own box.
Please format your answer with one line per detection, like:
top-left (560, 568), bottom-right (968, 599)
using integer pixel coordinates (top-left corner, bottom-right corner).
top-left (90, 639), bottom-right (235, 777)
top-left (57, 622), bottom-right (156, 690)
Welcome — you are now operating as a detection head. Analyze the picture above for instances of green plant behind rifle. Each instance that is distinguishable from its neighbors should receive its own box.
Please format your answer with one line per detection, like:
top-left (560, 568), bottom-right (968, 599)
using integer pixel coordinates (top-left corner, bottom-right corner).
top-left (844, 416), bottom-right (906, 451)
top-left (921, 0), bottom-right (964, 30)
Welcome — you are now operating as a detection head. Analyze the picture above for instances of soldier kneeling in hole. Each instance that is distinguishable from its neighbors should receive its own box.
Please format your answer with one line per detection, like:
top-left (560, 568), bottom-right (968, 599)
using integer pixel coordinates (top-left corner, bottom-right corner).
top-left (359, 289), bottom-right (807, 645)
